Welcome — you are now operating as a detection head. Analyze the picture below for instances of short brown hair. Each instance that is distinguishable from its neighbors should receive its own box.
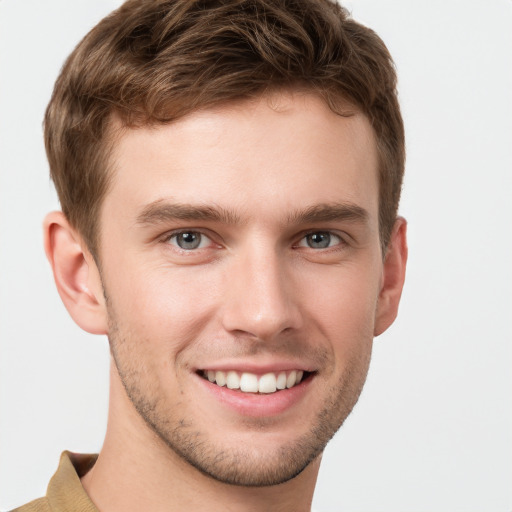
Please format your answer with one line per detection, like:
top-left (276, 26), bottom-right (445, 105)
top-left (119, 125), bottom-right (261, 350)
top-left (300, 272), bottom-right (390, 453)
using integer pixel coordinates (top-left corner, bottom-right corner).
top-left (45, 0), bottom-right (404, 256)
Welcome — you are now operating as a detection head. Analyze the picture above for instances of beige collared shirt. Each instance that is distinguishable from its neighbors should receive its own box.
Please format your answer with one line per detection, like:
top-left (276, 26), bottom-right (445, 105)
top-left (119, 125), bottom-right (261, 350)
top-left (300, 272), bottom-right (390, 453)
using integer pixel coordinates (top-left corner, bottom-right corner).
top-left (12, 452), bottom-right (98, 512)
top-left (12, 451), bottom-right (321, 512)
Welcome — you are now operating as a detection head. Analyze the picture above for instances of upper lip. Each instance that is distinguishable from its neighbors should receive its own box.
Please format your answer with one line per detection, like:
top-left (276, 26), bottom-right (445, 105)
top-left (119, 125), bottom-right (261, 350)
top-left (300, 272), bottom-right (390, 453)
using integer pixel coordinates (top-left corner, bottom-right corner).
top-left (195, 359), bottom-right (316, 374)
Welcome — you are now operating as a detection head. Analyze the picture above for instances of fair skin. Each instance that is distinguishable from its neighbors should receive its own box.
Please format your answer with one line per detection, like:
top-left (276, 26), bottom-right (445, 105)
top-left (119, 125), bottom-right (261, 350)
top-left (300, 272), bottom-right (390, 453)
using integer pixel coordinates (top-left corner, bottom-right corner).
top-left (44, 92), bottom-right (407, 512)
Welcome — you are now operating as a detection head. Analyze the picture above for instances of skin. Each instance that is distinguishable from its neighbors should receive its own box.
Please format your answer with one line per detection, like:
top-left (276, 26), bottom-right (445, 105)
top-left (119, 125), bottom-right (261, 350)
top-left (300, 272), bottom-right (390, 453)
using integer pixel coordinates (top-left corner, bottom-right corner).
top-left (44, 91), bottom-right (407, 512)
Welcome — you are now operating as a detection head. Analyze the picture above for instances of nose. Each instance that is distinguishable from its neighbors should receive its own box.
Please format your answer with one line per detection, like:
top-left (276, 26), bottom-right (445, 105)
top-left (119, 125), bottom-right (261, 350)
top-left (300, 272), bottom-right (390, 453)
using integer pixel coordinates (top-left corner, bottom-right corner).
top-left (220, 247), bottom-right (303, 341)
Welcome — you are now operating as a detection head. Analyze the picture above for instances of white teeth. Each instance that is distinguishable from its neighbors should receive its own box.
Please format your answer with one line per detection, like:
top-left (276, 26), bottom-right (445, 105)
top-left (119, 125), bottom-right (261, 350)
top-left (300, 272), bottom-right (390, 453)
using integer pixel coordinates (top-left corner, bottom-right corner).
top-left (240, 372), bottom-right (259, 392)
top-left (286, 370), bottom-right (297, 389)
top-left (226, 371), bottom-right (240, 389)
top-left (258, 373), bottom-right (277, 393)
top-left (276, 371), bottom-right (287, 390)
top-left (205, 369), bottom-right (307, 393)
top-left (215, 370), bottom-right (226, 387)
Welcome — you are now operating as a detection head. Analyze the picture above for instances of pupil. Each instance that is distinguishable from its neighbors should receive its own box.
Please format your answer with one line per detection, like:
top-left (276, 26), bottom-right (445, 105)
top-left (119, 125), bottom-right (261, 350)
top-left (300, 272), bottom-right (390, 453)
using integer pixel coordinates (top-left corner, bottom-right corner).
top-left (309, 232), bottom-right (330, 248)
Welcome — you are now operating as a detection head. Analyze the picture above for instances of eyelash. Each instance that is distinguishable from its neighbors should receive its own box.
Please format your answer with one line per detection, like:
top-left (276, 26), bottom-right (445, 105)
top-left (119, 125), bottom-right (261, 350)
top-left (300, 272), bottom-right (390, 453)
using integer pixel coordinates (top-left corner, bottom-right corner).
top-left (295, 230), bottom-right (346, 250)
top-left (161, 229), bottom-right (347, 252)
top-left (162, 230), bottom-right (215, 251)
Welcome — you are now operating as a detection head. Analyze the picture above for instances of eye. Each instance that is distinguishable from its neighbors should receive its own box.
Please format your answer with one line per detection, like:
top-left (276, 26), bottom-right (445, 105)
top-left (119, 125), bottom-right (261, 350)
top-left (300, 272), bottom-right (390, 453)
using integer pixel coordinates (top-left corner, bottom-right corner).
top-left (298, 231), bottom-right (342, 249)
top-left (167, 231), bottom-right (211, 250)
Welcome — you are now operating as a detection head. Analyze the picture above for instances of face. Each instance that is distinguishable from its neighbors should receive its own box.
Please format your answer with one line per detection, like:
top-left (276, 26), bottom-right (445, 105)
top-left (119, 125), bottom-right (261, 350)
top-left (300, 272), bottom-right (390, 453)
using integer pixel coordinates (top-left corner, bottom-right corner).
top-left (97, 92), bottom-right (384, 486)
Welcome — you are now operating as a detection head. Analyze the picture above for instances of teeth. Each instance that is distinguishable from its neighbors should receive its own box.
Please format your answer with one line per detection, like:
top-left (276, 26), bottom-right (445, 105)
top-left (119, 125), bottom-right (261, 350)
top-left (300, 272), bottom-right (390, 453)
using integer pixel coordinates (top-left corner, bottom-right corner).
top-left (286, 370), bottom-right (297, 389)
top-left (226, 371), bottom-right (240, 389)
top-left (204, 370), bottom-right (306, 394)
top-left (215, 371), bottom-right (226, 387)
top-left (276, 371), bottom-right (287, 390)
top-left (258, 373), bottom-right (277, 393)
top-left (240, 373), bottom-right (258, 392)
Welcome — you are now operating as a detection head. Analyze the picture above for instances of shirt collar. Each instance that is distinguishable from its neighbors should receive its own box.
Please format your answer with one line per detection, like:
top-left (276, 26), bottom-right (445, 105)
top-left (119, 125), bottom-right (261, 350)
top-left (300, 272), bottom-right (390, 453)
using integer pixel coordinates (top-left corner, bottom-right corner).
top-left (47, 451), bottom-right (98, 512)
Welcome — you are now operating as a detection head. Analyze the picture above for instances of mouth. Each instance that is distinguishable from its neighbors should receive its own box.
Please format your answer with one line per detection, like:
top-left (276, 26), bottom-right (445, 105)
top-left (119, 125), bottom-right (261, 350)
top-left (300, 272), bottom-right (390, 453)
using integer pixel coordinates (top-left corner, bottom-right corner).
top-left (198, 369), bottom-right (311, 394)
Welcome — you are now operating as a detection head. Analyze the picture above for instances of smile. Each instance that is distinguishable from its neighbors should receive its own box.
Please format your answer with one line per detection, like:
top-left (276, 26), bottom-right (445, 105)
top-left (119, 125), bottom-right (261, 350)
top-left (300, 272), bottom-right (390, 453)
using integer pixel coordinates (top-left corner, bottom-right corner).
top-left (201, 370), bottom-right (307, 394)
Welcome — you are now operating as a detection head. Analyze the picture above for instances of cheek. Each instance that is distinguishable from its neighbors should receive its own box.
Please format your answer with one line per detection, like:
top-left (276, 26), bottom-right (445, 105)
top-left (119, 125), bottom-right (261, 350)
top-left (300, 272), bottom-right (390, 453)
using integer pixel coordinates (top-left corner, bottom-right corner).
top-left (105, 262), bottom-right (220, 349)
top-left (302, 263), bottom-right (380, 355)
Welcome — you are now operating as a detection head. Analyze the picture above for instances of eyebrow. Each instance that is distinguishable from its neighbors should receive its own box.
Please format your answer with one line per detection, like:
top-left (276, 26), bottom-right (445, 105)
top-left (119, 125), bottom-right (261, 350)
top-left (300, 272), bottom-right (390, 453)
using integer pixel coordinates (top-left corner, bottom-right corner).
top-left (287, 202), bottom-right (369, 226)
top-left (136, 199), bottom-right (369, 227)
top-left (136, 200), bottom-right (241, 226)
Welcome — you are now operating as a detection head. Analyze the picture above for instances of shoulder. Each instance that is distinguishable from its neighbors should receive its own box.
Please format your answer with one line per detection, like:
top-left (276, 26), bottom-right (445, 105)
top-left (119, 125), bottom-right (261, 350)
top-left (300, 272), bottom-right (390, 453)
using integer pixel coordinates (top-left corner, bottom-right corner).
top-left (9, 497), bottom-right (51, 512)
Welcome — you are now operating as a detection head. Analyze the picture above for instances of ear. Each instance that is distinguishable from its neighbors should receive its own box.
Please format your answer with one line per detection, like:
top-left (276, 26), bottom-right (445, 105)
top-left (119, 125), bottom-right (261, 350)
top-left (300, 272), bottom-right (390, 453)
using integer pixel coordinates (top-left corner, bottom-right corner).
top-left (374, 217), bottom-right (408, 336)
top-left (43, 211), bottom-right (108, 335)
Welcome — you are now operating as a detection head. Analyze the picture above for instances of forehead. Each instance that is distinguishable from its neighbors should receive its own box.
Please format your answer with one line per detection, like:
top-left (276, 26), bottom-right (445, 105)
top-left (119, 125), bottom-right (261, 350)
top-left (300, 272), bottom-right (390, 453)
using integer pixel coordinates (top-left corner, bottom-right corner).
top-left (105, 92), bottom-right (379, 226)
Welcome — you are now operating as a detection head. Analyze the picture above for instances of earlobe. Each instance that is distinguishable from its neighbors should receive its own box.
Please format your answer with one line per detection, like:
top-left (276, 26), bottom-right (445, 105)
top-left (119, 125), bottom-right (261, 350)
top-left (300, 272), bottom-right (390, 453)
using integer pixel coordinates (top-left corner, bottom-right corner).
top-left (374, 217), bottom-right (408, 336)
top-left (43, 211), bottom-right (108, 335)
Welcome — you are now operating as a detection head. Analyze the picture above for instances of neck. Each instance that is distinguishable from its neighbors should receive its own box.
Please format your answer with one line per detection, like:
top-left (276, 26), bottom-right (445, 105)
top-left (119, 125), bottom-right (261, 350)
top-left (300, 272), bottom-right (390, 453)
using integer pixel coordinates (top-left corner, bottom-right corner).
top-left (81, 363), bottom-right (320, 512)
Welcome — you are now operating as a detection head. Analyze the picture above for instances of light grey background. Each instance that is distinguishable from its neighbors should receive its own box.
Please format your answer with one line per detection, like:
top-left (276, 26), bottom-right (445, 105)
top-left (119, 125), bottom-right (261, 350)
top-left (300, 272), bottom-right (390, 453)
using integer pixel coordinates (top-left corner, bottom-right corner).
top-left (1, 1), bottom-right (511, 510)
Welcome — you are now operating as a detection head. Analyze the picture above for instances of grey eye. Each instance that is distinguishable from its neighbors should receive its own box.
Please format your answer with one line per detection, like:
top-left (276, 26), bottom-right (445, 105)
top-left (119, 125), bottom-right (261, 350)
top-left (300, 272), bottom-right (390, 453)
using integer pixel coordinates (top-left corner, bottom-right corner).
top-left (171, 232), bottom-right (204, 250)
top-left (306, 232), bottom-right (332, 249)
top-left (298, 232), bottom-right (342, 249)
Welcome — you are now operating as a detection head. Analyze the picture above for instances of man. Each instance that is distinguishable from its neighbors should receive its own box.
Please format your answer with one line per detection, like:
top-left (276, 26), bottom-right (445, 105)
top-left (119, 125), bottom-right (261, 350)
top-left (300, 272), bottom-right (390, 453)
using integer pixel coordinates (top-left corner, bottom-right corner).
top-left (14, 0), bottom-right (407, 510)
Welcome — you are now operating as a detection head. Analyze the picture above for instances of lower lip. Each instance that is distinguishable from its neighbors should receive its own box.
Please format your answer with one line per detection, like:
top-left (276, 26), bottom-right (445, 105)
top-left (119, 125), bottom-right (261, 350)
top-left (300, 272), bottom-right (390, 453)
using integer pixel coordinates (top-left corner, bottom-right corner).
top-left (195, 373), bottom-right (313, 417)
